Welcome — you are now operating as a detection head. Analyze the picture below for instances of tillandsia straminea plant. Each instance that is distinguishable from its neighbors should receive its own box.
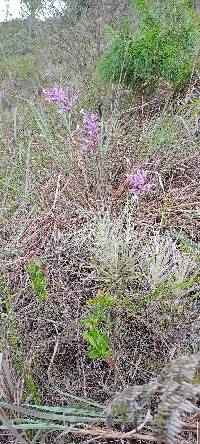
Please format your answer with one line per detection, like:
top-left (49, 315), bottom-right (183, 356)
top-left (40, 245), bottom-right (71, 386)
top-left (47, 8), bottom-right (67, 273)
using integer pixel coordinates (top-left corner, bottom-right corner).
top-left (42, 85), bottom-right (106, 207)
top-left (43, 86), bottom-right (163, 208)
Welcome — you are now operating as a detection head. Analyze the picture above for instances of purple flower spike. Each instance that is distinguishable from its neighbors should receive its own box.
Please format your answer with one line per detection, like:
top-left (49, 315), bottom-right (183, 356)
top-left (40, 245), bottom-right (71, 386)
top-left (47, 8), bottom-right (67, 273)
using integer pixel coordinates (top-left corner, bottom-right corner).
top-left (80, 110), bottom-right (101, 151)
top-left (127, 169), bottom-right (155, 198)
top-left (43, 86), bottom-right (80, 113)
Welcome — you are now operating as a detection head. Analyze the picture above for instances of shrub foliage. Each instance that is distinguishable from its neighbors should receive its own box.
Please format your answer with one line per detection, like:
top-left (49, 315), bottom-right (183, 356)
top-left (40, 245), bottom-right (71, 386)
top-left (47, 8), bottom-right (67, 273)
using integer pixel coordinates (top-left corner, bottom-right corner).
top-left (99, 0), bottom-right (200, 90)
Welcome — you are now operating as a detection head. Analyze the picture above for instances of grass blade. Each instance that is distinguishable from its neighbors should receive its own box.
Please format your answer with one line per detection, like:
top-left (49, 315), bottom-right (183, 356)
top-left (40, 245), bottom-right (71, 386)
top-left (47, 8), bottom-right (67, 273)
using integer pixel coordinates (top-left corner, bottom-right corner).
top-left (22, 404), bottom-right (104, 416)
top-left (0, 402), bottom-right (105, 423)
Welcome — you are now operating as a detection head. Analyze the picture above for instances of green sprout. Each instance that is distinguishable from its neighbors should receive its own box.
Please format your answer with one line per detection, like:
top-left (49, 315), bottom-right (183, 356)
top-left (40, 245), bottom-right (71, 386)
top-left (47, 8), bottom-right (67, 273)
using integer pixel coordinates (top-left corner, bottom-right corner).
top-left (27, 259), bottom-right (48, 302)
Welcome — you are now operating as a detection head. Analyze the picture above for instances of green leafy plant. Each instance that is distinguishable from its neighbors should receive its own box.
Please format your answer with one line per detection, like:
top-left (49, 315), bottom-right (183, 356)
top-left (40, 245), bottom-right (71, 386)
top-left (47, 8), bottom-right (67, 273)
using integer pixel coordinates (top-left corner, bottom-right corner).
top-left (99, 0), bottom-right (200, 91)
top-left (27, 259), bottom-right (47, 302)
top-left (81, 293), bottom-right (116, 360)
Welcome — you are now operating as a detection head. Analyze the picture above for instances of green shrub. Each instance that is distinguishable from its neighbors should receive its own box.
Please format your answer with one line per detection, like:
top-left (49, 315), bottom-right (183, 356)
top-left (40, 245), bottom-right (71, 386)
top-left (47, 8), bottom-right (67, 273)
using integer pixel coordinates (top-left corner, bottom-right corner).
top-left (99, 0), bottom-right (200, 90)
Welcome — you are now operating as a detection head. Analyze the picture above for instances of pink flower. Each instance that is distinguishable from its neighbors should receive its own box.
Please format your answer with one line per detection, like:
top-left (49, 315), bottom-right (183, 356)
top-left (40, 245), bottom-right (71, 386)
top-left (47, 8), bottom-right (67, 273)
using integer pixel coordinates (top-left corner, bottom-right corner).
top-left (80, 110), bottom-right (101, 151)
top-left (43, 86), bottom-right (80, 113)
top-left (127, 169), bottom-right (155, 197)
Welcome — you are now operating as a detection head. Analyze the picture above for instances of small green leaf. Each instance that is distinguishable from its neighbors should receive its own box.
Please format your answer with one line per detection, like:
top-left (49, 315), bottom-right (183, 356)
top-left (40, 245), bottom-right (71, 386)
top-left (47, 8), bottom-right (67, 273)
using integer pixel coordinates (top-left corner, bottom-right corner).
top-left (88, 348), bottom-right (101, 359)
